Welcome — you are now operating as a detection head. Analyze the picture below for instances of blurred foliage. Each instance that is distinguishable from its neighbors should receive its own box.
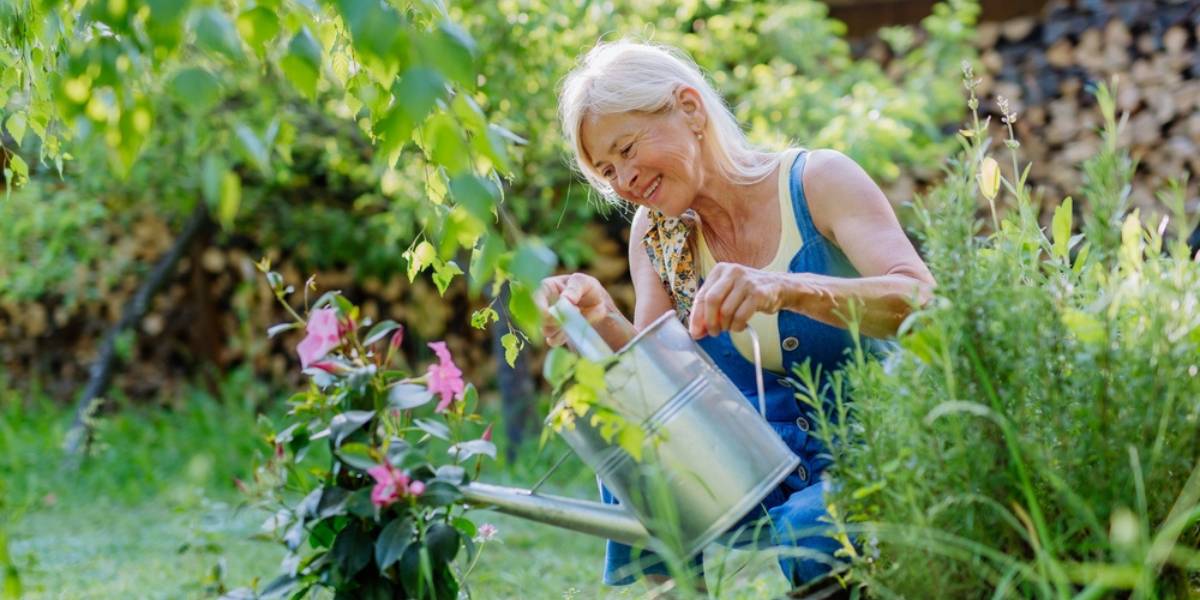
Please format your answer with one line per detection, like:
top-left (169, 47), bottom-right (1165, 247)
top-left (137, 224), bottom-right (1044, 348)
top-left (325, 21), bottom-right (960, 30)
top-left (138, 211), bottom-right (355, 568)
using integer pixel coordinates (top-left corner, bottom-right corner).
top-left (807, 74), bottom-right (1200, 596)
top-left (0, 0), bottom-right (979, 343)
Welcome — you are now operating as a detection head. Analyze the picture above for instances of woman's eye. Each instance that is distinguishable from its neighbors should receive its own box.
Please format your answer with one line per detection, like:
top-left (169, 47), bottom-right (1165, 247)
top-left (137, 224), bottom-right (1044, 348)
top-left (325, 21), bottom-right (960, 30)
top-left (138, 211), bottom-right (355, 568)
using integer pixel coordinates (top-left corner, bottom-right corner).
top-left (603, 168), bottom-right (615, 180)
top-left (620, 144), bottom-right (633, 158)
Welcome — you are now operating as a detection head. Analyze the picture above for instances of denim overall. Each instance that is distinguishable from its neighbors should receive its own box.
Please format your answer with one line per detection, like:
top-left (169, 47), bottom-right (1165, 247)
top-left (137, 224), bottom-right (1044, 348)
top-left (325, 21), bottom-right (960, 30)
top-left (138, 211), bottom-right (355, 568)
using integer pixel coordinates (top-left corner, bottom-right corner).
top-left (602, 150), bottom-right (872, 587)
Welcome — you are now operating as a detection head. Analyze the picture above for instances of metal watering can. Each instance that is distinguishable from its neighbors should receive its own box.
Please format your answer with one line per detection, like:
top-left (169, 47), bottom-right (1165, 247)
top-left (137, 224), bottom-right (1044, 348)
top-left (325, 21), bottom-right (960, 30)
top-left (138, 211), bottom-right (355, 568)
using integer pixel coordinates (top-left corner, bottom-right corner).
top-left (463, 298), bottom-right (798, 559)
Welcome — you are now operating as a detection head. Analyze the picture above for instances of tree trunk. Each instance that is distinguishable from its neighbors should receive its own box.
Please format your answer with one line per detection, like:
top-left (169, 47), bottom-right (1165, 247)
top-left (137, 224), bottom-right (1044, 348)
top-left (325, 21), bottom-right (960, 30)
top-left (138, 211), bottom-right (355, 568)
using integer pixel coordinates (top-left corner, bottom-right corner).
top-left (490, 283), bottom-right (537, 460)
top-left (62, 201), bottom-right (212, 467)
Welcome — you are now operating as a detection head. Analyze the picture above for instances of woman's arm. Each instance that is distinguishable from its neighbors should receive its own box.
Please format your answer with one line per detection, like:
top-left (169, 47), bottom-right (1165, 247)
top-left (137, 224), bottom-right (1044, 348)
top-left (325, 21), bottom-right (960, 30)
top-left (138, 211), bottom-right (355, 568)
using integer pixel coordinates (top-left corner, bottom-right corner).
top-left (786, 149), bottom-right (935, 338)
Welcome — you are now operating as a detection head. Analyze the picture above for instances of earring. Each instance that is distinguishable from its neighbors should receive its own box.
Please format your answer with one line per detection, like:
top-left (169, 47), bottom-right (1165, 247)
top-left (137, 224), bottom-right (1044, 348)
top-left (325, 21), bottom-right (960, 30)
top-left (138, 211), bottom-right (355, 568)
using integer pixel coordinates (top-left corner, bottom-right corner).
top-left (696, 132), bottom-right (704, 141)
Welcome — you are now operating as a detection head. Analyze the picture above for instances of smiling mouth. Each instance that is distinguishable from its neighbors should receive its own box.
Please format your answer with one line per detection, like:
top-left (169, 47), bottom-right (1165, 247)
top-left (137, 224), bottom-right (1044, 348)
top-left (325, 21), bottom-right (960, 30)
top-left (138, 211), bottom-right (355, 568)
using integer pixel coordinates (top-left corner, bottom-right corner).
top-left (641, 175), bottom-right (662, 201)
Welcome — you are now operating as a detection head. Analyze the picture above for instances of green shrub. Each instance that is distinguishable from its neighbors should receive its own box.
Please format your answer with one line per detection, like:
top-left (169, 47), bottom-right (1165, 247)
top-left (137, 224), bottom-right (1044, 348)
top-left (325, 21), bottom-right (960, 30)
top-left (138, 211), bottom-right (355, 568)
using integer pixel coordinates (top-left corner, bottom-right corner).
top-left (806, 68), bottom-right (1200, 597)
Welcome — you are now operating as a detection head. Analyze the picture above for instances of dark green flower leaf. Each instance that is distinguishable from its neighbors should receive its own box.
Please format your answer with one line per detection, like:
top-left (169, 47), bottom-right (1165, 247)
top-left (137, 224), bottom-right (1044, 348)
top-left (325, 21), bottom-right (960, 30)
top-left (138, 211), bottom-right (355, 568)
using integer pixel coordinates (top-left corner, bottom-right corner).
top-left (389, 383), bottom-right (432, 410)
top-left (386, 438), bottom-right (412, 467)
top-left (435, 464), bottom-right (465, 484)
top-left (258, 572), bottom-right (297, 599)
top-left (316, 487), bottom-right (351, 519)
top-left (374, 517), bottom-right (414, 570)
top-left (397, 541), bottom-right (424, 594)
top-left (417, 480), bottom-right (461, 507)
top-left (447, 439), bottom-right (496, 462)
top-left (331, 410), bottom-right (375, 447)
top-left (451, 517), bottom-right (476, 540)
top-left (364, 319), bottom-right (401, 346)
top-left (425, 522), bottom-right (460, 564)
top-left (331, 521), bottom-right (372, 578)
top-left (346, 488), bottom-right (376, 519)
top-left (335, 442), bottom-right (378, 471)
top-left (413, 418), bottom-right (449, 441)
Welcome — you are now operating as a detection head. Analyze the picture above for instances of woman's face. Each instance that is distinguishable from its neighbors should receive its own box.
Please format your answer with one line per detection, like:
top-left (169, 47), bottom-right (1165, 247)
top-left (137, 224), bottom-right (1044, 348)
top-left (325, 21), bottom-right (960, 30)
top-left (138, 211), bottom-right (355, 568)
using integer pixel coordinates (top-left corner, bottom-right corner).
top-left (578, 90), bottom-right (706, 216)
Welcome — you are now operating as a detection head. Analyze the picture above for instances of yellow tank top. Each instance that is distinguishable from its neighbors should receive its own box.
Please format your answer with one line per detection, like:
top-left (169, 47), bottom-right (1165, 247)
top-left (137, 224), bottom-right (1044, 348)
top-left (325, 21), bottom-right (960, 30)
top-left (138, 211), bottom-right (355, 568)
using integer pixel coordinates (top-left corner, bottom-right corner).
top-left (695, 149), bottom-right (803, 372)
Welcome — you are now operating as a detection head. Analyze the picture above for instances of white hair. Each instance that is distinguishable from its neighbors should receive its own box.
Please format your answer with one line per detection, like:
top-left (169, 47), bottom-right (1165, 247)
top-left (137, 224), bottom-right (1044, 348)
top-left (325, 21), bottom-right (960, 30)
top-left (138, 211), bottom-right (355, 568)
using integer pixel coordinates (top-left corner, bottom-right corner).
top-left (558, 39), bottom-right (780, 205)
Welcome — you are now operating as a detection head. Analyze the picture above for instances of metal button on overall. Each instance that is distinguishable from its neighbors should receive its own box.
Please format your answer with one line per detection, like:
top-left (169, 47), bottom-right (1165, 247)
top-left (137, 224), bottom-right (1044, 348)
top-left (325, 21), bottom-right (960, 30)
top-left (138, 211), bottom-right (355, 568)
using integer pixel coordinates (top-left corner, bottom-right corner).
top-left (796, 464), bottom-right (809, 481)
top-left (795, 416), bottom-right (810, 432)
top-left (782, 336), bottom-right (800, 351)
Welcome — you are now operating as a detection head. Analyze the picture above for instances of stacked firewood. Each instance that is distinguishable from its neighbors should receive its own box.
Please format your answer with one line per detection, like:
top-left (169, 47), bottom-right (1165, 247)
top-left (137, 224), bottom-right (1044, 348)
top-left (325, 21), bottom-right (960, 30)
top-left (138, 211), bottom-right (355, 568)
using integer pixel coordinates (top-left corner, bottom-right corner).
top-left (867, 0), bottom-right (1200, 223)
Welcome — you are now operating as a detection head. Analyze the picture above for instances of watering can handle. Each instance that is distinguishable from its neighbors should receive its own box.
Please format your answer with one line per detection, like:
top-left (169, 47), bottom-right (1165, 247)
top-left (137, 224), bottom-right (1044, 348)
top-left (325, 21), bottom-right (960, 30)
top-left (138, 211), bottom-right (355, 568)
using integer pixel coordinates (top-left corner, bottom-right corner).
top-left (746, 329), bottom-right (768, 418)
top-left (549, 297), bottom-right (615, 362)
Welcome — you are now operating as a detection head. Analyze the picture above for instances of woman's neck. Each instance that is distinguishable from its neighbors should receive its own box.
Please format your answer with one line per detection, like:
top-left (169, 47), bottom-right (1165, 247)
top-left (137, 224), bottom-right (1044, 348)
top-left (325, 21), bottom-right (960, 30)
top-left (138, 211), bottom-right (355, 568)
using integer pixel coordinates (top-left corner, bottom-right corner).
top-left (691, 160), bottom-right (781, 264)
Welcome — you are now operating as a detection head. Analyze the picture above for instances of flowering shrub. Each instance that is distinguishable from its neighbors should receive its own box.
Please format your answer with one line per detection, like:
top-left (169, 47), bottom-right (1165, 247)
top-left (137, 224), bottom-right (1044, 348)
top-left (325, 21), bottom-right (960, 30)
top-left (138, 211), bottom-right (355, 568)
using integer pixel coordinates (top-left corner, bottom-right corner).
top-left (228, 263), bottom-right (498, 599)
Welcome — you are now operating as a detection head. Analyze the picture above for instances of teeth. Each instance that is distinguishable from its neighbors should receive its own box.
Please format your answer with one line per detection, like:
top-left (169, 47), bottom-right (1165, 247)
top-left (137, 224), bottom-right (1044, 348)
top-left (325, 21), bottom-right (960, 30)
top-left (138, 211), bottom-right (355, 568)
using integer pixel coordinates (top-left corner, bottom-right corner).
top-left (644, 176), bottom-right (660, 199)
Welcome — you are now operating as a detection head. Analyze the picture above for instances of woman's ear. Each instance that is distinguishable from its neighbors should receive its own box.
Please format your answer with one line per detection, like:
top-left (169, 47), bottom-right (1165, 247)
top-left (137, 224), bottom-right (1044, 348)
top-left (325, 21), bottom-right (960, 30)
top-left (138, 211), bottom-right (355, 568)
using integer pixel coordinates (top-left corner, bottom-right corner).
top-left (674, 86), bottom-right (707, 135)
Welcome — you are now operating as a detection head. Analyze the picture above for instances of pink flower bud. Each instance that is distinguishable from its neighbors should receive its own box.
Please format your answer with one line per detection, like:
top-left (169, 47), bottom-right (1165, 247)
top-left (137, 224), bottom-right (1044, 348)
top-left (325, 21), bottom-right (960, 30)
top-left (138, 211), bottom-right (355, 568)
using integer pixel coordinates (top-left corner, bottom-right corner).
top-left (389, 325), bottom-right (405, 350)
top-left (310, 361), bottom-right (338, 374)
top-left (481, 423), bottom-right (493, 442)
top-left (409, 480), bottom-right (426, 497)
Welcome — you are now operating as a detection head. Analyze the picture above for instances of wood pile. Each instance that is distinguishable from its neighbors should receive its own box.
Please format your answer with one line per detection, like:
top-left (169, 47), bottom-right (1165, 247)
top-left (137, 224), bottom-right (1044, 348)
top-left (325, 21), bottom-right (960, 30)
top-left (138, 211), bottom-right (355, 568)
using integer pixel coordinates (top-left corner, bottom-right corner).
top-left (863, 0), bottom-right (1200, 225)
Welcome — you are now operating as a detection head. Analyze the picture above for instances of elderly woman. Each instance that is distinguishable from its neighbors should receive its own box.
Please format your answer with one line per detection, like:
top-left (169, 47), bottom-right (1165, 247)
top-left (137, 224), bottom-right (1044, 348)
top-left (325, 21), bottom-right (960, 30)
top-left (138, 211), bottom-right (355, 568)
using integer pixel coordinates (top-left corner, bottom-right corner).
top-left (537, 40), bottom-right (935, 592)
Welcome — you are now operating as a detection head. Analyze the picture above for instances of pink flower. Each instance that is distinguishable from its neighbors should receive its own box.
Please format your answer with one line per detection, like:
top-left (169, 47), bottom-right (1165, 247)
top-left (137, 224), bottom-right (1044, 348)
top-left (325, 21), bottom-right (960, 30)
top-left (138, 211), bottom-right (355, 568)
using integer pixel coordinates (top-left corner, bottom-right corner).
top-left (426, 341), bottom-right (465, 412)
top-left (368, 463), bottom-right (412, 508)
top-left (481, 423), bottom-right (493, 442)
top-left (476, 523), bottom-right (498, 541)
top-left (297, 308), bottom-right (343, 368)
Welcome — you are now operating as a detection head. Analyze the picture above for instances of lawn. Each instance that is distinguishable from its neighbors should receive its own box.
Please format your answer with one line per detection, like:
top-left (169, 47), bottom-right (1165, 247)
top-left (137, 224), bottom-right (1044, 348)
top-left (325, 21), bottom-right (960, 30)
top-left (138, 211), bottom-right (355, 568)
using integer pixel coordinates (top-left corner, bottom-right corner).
top-left (1, 381), bottom-right (790, 599)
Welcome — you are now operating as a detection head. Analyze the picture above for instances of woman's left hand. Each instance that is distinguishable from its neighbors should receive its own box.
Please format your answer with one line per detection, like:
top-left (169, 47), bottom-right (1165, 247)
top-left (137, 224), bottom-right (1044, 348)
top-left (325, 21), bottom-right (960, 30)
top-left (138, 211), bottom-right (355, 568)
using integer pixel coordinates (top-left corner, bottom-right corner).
top-left (688, 263), bottom-right (788, 339)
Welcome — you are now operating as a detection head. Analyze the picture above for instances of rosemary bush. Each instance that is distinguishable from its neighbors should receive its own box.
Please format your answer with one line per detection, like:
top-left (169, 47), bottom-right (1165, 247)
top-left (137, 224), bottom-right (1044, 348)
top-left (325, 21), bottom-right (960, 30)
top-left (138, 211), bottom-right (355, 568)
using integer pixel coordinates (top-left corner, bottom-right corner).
top-left (806, 68), bottom-right (1200, 598)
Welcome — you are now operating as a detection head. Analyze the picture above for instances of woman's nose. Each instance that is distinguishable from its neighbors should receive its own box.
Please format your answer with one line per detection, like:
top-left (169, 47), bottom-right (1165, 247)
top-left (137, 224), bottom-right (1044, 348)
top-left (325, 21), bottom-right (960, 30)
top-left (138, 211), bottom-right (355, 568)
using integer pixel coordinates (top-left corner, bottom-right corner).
top-left (618, 167), bottom-right (639, 196)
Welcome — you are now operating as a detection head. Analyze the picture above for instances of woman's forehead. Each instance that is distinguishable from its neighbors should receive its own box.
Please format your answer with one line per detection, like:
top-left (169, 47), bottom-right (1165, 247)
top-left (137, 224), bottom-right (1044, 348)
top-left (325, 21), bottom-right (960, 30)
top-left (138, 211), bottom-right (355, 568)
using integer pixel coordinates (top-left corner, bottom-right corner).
top-left (580, 112), bottom-right (653, 160)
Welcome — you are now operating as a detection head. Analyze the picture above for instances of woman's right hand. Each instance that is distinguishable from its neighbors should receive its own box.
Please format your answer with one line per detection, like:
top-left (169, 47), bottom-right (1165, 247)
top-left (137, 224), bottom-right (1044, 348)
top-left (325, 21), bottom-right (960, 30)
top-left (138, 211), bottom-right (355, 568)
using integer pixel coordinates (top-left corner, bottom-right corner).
top-left (534, 273), bottom-right (614, 347)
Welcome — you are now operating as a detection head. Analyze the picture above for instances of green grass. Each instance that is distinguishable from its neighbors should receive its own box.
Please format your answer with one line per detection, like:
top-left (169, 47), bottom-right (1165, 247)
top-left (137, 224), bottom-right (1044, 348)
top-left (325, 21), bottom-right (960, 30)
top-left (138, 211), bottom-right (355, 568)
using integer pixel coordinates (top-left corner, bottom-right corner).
top-left (1, 373), bottom-right (790, 599)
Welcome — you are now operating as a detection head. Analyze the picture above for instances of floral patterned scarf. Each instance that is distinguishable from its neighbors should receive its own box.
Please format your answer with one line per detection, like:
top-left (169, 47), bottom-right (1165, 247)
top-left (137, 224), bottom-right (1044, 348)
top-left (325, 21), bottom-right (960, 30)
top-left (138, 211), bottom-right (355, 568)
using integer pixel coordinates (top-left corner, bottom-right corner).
top-left (640, 208), bottom-right (701, 323)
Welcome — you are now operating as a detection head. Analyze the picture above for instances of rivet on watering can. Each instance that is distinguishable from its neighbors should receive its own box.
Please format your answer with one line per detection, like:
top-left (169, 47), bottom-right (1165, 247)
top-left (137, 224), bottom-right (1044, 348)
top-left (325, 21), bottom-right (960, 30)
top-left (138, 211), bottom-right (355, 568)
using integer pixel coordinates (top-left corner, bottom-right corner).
top-left (795, 416), bottom-right (810, 432)
top-left (782, 336), bottom-right (799, 351)
top-left (796, 464), bottom-right (809, 481)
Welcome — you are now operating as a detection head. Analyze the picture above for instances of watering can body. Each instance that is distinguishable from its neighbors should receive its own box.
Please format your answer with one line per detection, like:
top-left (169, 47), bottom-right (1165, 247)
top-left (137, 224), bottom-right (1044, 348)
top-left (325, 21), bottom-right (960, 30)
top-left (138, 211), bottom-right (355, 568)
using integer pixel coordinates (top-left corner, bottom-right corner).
top-left (466, 301), bottom-right (798, 560)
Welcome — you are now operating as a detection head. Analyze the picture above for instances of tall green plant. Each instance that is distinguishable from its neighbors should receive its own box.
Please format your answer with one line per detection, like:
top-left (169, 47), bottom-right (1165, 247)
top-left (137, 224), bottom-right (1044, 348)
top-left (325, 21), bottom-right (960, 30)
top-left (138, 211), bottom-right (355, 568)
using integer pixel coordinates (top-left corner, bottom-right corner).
top-left (806, 66), bottom-right (1200, 597)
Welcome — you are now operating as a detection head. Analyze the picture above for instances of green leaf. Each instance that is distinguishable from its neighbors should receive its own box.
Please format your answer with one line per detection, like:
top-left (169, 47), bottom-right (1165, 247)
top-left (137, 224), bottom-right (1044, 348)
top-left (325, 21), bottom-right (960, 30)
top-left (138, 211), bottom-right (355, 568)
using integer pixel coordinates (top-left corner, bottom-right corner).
top-left (194, 9), bottom-right (244, 61)
top-left (258, 573), bottom-right (298, 599)
top-left (236, 6), bottom-right (279, 54)
top-left (169, 68), bottom-right (221, 113)
top-left (510, 240), bottom-right (557, 289)
top-left (234, 123), bottom-right (270, 176)
top-left (468, 235), bottom-right (504, 296)
top-left (218, 171), bottom-right (241, 230)
top-left (417, 480), bottom-right (461, 507)
top-left (316, 486), bottom-right (350, 519)
top-left (363, 320), bottom-right (401, 346)
top-left (375, 518), bottom-right (414, 570)
top-left (1063, 309), bottom-right (1105, 344)
top-left (507, 284), bottom-right (541, 338)
top-left (413, 418), bottom-right (450, 440)
top-left (4, 112), bottom-right (26, 144)
top-left (335, 442), bottom-right (377, 471)
top-left (406, 241), bottom-right (437, 282)
top-left (435, 465), bottom-right (465, 484)
top-left (330, 521), bottom-right (372, 578)
top-left (388, 383), bottom-right (433, 410)
top-left (424, 113), bottom-right (468, 174)
top-left (447, 439), bottom-right (496, 461)
top-left (8, 154), bottom-right (27, 181)
top-left (282, 28), bottom-right (322, 99)
top-left (330, 410), bottom-right (375, 447)
top-left (432, 260), bottom-right (463, 295)
top-left (470, 307), bottom-right (497, 330)
top-left (542, 347), bottom-right (577, 389)
top-left (425, 522), bottom-right (460, 564)
top-left (1052, 196), bottom-right (1073, 260)
top-left (345, 488), bottom-right (375, 518)
top-left (501, 333), bottom-right (522, 368)
top-left (424, 22), bottom-right (475, 87)
top-left (448, 174), bottom-right (498, 224)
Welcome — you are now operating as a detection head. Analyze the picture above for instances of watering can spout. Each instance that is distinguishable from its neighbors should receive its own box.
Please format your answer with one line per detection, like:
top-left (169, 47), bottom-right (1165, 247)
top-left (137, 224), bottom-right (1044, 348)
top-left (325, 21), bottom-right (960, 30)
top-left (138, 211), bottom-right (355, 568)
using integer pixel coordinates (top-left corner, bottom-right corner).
top-left (463, 482), bottom-right (650, 547)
